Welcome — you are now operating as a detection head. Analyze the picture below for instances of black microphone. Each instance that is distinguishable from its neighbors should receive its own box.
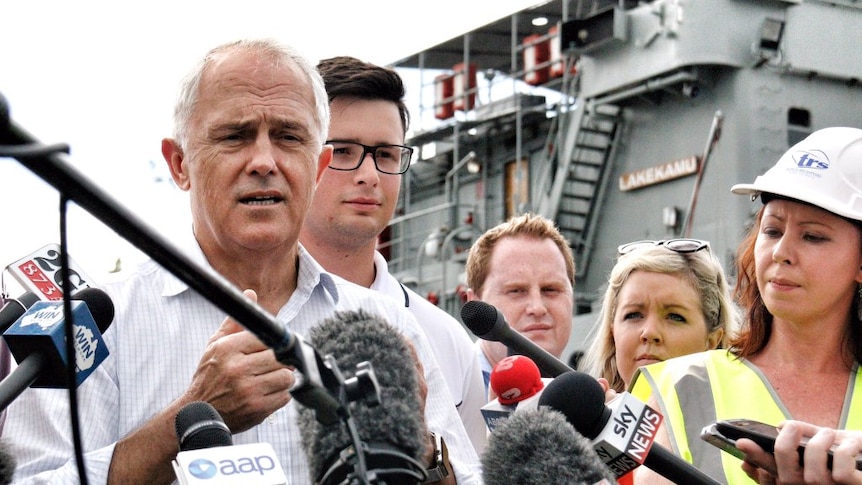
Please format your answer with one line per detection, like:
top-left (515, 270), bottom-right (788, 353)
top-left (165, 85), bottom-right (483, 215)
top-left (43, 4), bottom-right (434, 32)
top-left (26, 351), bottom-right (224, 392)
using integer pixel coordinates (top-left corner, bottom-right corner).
top-left (297, 309), bottom-right (428, 485)
top-left (176, 401), bottom-right (233, 451)
top-left (539, 371), bottom-right (722, 485)
top-left (0, 288), bottom-right (114, 411)
top-left (0, 292), bottom-right (39, 334)
top-left (172, 401), bottom-right (287, 484)
top-left (460, 300), bottom-right (573, 377)
top-left (482, 406), bottom-right (616, 485)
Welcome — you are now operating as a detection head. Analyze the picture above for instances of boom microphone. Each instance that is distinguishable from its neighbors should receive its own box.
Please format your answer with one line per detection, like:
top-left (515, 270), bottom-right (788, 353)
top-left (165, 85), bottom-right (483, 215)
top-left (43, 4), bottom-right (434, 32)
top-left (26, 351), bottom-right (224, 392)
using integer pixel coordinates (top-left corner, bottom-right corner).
top-left (482, 407), bottom-right (616, 485)
top-left (297, 309), bottom-right (428, 485)
top-left (0, 288), bottom-right (114, 411)
top-left (460, 300), bottom-right (572, 377)
top-left (538, 371), bottom-right (721, 485)
top-left (172, 401), bottom-right (287, 484)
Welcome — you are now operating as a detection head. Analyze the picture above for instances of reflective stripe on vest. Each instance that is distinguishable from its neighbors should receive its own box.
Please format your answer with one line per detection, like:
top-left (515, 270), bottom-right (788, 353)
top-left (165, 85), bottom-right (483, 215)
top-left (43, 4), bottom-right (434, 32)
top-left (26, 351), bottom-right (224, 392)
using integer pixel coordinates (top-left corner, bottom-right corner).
top-left (630, 350), bottom-right (862, 485)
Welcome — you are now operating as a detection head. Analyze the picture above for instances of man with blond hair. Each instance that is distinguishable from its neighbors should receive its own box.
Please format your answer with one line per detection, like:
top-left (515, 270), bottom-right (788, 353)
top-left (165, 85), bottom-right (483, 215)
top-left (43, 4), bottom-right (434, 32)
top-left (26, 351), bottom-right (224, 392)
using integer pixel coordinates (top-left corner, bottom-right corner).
top-left (465, 213), bottom-right (575, 393)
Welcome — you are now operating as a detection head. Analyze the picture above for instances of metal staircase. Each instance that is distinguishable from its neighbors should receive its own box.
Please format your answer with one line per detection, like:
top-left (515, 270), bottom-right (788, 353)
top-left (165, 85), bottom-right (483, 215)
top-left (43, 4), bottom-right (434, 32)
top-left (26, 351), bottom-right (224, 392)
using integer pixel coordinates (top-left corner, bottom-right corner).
top-left (535, 100), bottom-right (623, 280)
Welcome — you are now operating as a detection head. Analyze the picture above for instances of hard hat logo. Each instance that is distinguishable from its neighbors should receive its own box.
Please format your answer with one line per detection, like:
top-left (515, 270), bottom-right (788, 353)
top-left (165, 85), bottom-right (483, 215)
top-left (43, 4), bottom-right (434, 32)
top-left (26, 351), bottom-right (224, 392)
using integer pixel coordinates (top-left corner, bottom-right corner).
top-left (793, 151), bottom-right (829, 170)
top-left (731, 127), bottom-right (862, 222)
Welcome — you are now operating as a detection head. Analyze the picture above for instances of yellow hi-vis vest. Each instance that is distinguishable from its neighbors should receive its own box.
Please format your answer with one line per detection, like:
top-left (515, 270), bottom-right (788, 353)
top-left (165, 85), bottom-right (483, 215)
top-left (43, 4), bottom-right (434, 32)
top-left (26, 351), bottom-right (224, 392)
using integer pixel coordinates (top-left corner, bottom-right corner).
top-left (630, 349), bottom-right (862, 485)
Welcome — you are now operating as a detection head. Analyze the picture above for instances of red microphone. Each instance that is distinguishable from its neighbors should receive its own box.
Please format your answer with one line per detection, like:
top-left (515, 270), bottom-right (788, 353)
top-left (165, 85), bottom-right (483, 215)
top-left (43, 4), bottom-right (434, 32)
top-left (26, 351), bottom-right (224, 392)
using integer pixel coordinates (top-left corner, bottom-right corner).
top-left (482, 355), bottom-right (550, 432)
top-left (490, 355), bottom-right (544, 405)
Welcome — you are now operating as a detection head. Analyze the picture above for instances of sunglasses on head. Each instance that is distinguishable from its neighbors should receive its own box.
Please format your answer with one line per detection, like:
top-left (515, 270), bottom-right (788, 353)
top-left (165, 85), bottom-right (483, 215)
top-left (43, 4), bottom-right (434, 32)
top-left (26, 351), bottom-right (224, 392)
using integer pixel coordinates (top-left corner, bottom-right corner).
top-left (617, 238), bottom-right (711, 256)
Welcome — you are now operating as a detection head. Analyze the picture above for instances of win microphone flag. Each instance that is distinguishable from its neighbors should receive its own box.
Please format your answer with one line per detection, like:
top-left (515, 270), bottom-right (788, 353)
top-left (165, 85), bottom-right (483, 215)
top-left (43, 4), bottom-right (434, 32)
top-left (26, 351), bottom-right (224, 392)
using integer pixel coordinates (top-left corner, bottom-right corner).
top-left (0, 291), bottom-right (39, 334)
top-left (3, 296), bottom-right (110, 388)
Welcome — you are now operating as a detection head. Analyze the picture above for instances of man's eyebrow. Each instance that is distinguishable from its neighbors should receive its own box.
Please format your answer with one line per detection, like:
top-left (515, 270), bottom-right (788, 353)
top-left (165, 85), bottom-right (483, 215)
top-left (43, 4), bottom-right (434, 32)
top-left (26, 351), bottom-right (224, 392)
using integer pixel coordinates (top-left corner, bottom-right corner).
top-left (209, 121), bottom-right (253, 134)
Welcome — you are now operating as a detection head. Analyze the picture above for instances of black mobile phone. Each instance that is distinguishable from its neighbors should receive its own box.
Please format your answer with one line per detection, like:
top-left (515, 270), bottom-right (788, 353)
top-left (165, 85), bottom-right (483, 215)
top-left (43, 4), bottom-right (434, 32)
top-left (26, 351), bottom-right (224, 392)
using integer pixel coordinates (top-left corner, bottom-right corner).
top-left (703, 418), bottom-right (862, 471)
top-left (715, 419), bottom-right (783, 453)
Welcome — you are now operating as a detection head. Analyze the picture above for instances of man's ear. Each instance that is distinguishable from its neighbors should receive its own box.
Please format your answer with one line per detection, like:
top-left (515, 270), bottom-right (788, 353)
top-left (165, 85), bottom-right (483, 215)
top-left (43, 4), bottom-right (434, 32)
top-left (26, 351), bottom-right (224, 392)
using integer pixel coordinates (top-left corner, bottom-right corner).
top-left (162, 138), bottom-right (191, 191)
top-left (316, 144), bottom-right (333, 184)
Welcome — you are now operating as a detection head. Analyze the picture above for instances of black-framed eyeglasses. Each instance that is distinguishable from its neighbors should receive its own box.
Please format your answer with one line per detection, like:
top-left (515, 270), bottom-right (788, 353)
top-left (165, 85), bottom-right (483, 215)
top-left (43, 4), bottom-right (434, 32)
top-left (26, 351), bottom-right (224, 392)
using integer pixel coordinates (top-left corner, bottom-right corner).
top-left (617, 238), bottom-right (711, 256)
top-left (326, 140), bottom-right (414, 175)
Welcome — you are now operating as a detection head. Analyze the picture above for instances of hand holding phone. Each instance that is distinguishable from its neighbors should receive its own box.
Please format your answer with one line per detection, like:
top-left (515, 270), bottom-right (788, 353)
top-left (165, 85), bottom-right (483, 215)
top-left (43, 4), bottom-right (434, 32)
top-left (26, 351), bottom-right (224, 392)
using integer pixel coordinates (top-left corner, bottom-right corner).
top-left (701, 419), bottom-right (862, 471)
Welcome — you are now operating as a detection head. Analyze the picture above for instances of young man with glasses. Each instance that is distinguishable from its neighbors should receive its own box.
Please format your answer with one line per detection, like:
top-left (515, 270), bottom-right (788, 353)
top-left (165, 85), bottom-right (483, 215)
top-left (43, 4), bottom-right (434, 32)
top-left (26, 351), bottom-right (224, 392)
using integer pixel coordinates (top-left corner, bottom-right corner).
top-left (299, 56), bottom-right (487, 469)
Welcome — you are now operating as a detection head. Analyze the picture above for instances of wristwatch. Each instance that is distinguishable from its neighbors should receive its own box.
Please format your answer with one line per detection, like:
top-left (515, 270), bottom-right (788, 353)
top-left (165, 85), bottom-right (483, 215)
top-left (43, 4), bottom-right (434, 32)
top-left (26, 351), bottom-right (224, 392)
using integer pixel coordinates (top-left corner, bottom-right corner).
top-left (423, 431), bottom-right (450, 482)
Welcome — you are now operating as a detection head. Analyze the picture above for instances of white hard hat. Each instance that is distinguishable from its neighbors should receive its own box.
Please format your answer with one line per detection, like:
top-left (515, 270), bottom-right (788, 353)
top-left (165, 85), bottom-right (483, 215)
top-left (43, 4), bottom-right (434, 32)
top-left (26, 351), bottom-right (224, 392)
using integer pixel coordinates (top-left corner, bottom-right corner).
top-left (731, 127), bottom-right (862, 221)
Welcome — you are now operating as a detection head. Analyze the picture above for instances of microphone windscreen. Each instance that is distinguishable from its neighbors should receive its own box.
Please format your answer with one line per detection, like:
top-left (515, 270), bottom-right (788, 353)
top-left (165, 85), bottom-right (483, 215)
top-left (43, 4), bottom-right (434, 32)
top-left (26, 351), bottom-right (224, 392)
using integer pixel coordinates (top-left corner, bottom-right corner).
top-left (297, 310), bottom-right (426, 483)
top-left (538, 371), bottom-right (610, 439)
top-left (175, 401), bottom-right (232, 451)
top-left (489, 355), bottom-right (543, 405)
top-left (482, 407), bottom-right (616, 485)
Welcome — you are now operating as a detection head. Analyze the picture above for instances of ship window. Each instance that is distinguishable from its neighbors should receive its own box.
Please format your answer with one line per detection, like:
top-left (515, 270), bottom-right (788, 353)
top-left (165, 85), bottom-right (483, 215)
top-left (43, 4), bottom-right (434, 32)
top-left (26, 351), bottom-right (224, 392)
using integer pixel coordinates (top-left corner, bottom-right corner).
top-left (787, 108), bottom-right (811, 147)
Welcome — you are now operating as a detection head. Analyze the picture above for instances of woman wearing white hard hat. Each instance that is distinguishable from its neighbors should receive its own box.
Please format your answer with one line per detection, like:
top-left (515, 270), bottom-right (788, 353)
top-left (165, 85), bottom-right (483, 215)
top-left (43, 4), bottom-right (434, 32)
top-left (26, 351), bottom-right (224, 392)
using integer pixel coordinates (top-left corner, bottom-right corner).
top-left (629, 127), bottom-right (862, 485)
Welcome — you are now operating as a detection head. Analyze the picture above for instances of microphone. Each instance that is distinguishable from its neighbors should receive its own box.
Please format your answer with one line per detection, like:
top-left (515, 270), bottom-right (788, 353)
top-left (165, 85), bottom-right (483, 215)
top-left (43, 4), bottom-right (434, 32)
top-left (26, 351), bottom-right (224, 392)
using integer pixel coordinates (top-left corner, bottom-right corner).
top-left (538, 371), bottom-right (722, 485)
top-left (460, 300), bottom-right (573, 377)
top-left (0, 292), bottom-right (39, 334)
top-left (296, 309), bottom-right (428, 485)
top-left (0, 288), bottom-right (114, 411)
top-left (490, 355), bottom-right (545, 405)
top-left (5, 243), bottom-right (97, 301)
top-left (480, 355), bottom-right (549, 432)
top-left (482, 406), bottom-right (616, 485)
top-left (176, 401), bottom-right (233, 451)
top-left (172, 401), bottom-right (287, 485)
top-left (1, 244), bottom-right (102, 333)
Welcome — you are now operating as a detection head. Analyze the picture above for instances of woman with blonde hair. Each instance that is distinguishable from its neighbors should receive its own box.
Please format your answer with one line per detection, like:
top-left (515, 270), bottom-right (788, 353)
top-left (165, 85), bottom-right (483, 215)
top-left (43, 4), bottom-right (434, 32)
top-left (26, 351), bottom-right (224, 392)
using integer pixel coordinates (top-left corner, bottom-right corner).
top-left (582, 239), bottom-right (734, 393)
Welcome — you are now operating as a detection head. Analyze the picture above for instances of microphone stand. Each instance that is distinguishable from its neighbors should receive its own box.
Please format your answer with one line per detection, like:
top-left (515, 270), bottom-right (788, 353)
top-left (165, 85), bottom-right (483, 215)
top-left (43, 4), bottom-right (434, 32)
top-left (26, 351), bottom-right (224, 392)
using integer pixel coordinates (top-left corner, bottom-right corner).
top-left (0, 93), bottom-right (342, 423)
top-left (317, 356), bottom-right (427, 485)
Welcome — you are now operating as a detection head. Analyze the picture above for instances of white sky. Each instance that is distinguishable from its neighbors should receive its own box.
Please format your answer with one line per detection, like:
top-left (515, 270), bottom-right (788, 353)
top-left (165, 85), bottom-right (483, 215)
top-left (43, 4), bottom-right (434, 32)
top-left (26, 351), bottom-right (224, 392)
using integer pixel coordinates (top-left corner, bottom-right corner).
top-left (0, 0), bottom-right (539, 297)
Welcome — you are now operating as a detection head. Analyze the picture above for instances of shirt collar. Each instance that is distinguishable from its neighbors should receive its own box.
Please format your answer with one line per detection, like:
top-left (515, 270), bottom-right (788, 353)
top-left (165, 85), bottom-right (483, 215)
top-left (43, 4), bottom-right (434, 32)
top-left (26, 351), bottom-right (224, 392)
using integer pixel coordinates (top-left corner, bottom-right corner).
top-left (297, 244), bottom-right (338, 303)
top-left (157, 230), bottom-right (338, 304)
